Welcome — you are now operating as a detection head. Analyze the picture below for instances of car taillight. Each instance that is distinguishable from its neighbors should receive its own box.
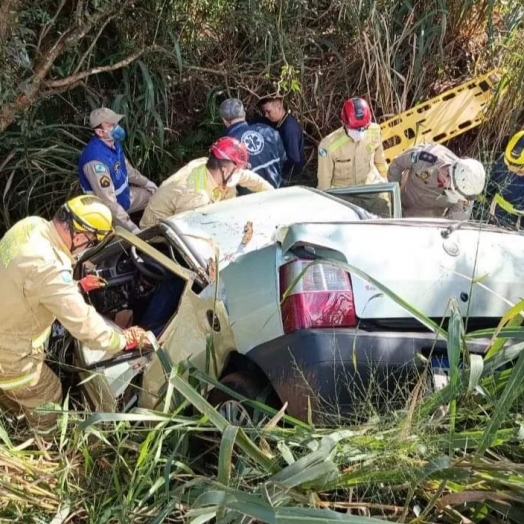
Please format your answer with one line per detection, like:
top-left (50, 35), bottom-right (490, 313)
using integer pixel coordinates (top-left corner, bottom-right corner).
top-left (279, 259), bottom-right (357, 334)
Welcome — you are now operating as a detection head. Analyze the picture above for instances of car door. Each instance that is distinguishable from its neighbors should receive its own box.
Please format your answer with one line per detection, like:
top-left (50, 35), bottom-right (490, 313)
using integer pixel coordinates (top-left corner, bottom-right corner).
top-left (77, 227), bottom-right (236, 412)
top-left (325, 181), bottom-right (402, 218)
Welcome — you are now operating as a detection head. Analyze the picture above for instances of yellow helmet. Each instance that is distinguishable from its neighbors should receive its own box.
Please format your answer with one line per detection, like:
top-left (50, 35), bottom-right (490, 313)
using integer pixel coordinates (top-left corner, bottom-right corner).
top-left (63, 195), bottom-right (113, 242)
top-left (504, 131), bottom-right (524, 168)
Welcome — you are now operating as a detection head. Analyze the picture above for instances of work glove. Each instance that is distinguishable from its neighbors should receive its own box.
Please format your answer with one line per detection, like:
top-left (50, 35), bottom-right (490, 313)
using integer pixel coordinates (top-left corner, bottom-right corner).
top-left (123, 326), bottom-right (148, 351)
top-left (78, 274), bottom-right (107, 293)
top-left (144, 180), bottom-right (158, 194)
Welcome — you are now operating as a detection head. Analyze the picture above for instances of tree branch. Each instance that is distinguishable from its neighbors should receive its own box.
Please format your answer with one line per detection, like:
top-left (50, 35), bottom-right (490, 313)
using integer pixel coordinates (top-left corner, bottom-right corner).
top-left (44, 47), bottom-right (153, 89)
top-left (36, 0), bottom-right (68, 55)
top-left (73, 14), bottom-right (116, 74)
top-left (0, 0), bottom-right (135, 133)
top-left (40, 80), bottom-right (85, 99)
top-left (33, 2), bottom-right (128, 86)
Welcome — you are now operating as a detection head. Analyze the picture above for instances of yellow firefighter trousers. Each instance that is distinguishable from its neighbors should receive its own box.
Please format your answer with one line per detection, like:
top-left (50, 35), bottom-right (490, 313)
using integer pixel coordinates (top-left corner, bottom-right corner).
top-left (0, 363), bottom-right (62, 430)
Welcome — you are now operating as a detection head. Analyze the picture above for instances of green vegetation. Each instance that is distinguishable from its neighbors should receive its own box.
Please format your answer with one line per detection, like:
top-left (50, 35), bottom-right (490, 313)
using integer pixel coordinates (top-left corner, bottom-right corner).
top-left (0, 0), bottom-right (523, 233)
top-left (2, 0), bottom-right (524, 521)
top-left (3, 288), bottom-right (524, 523)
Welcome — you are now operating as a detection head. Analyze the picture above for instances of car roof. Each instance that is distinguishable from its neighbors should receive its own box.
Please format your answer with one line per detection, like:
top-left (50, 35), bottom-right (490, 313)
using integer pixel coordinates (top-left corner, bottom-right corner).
top-left (162, 186), bottom-right (364, 267)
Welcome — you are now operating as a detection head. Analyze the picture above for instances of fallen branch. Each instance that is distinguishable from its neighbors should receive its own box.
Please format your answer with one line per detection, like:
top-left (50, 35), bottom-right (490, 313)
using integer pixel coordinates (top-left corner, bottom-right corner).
top-left (0, 0), bottom-right (135, 132)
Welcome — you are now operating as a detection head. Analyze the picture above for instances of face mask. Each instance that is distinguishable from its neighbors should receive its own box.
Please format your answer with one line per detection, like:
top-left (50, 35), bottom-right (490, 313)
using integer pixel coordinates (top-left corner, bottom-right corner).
top-left (346, 128), bottom-right (365, 142)
top-left (109, 124), bottom-right (126, 142)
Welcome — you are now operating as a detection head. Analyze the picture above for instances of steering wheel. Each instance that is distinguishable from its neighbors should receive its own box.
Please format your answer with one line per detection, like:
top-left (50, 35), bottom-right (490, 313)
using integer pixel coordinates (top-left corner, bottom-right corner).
top-left (129, 246), bottom-right (172, 281)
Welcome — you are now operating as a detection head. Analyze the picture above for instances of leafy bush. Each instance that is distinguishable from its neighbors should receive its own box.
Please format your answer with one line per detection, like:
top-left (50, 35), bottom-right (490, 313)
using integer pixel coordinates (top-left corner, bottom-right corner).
top-left (0, 0), bottom-right (523, 234)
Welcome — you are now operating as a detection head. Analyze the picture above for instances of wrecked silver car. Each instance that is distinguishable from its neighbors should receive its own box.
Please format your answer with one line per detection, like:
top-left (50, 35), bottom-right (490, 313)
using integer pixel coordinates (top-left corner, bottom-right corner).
top-left (51, 184), bottom-right (524, 424)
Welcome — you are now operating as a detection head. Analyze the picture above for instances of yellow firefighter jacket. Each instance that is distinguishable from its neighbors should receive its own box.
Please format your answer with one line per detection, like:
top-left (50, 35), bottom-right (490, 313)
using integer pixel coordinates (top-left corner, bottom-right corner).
top-left (316, 124), bottom-right (388, 190)
top-left (0, 217), bottom-right (124, 389)
top-left (140, 158), bottom-right (274, 228)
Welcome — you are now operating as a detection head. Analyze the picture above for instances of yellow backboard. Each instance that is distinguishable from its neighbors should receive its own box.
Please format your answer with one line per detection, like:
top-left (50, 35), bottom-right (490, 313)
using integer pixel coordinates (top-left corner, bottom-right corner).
top-left (379, 70), bottom-right (502, 163)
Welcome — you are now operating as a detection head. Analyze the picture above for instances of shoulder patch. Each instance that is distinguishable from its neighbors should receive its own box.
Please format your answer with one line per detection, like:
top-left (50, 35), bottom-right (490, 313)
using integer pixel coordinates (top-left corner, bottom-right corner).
top-left (318, 148), bottom-right (327, 157)
top-left (94, 163), bottom-right (109, 174)
top-left (99, 175), bottom-right (111, 188)
top-left (418, 151), bottom-right (438, 165)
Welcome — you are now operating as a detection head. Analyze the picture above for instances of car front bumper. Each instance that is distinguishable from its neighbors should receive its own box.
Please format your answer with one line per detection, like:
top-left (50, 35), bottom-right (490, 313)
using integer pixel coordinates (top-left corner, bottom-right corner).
top-left (247, 328), bottom-right (488, 424)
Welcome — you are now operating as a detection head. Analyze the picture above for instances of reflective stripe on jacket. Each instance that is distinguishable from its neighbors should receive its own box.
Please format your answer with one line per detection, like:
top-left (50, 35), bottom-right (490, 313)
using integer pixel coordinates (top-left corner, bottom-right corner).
top-left (487, 156), bottom-right (524, 228)
top-left (317, 124), bottom-right (387, 190)
top-left (0, 217), bottom-right (124, 386)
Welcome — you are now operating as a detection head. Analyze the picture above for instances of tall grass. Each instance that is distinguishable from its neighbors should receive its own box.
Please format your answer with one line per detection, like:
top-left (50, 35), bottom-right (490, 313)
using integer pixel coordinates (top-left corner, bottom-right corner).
top-left (1, 1), bottom-right (524, 515)
top-left (3, 255), bottom-right (524, 522)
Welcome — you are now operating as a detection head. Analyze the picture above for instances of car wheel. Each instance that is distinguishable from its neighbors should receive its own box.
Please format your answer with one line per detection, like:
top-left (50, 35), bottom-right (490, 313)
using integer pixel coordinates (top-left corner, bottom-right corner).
top-left (207, 371), bottom-right (277, 427)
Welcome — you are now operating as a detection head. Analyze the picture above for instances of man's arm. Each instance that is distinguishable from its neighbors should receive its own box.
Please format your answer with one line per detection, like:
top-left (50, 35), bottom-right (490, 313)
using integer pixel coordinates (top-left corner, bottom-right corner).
top-left (387, 148), bottom-right (418, 183)
top-left (237, 169), bottom-right (275, 192)
top-left (175, 191), bottom-right (213, 213)
top-left (281, 121), bottom-right (305, 180)
top-left (82, 161), bottom-right (140, 233)
top-left (36, 262), bottom-right (126, 353)
top-left (125, 158), bottom-right (156, 190)
top-left (316, 146), bottom-right (335, 190)
top-left (277, 135), bottom-right (288, 176)
top-left (373, 140), bottom-right (388, 178)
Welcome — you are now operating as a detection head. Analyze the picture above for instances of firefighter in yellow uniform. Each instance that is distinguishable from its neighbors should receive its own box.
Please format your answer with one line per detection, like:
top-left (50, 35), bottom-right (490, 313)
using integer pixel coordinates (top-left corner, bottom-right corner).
top-left (140, 137), bottom-right (274, 228)
top-left (317, 98), bottom-right (389, 216)
top-left (0, 196), bottom-right (147, 430)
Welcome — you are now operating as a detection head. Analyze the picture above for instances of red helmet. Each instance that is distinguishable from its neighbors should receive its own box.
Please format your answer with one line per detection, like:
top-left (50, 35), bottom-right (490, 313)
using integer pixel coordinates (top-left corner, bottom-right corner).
top-left (209, 137), bottom-right (249, 168)
top-left (341, 98), bottom-right (371, 130)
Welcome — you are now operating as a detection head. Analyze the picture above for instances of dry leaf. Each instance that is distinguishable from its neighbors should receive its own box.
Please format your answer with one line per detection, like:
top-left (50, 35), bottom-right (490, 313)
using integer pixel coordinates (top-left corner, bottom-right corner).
top-left (242, 220), bottom-right (253, 245)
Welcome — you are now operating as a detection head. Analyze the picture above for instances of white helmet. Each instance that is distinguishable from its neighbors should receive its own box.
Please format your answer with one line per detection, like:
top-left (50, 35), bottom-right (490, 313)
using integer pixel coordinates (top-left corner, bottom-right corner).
top-left (445, 158), bottom-right (486, 204)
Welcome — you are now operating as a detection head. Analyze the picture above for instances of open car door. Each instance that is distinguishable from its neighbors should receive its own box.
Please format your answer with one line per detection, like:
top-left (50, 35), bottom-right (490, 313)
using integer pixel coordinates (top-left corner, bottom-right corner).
top-left (326, 181), bottom-right (402, 218)
top-left (75, 227), bottom-right (235, 413)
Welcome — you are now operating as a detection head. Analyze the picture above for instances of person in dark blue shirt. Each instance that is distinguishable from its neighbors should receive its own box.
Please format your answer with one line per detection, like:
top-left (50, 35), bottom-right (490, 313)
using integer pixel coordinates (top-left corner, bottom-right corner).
top-left (487, 131), bottom-right (524, 230)
top-left (220, 98), bottom-right (286, 195)
top-left (220, 99), bottom-right (286, 194)
top-left (256, 96), bottom-right (306, 184)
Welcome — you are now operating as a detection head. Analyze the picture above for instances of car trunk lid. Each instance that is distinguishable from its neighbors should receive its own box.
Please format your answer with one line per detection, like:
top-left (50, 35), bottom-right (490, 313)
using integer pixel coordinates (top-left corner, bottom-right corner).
top-left (279, 220), bottom-right (524, 320)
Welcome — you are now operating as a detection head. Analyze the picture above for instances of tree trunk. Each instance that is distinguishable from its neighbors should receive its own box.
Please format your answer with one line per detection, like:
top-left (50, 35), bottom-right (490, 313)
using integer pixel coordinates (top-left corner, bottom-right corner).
top-left (0, 1), bottom-right (139, 133)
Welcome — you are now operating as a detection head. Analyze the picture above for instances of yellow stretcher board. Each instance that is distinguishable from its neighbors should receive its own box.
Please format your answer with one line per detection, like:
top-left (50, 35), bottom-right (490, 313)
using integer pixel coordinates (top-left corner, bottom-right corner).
top-left (378, 70), bottom-right (502, 163)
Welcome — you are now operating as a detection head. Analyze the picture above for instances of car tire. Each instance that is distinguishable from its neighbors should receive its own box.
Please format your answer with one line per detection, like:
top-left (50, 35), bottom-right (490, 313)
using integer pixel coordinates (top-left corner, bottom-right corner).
top-left (207, 371), bottom-right (279, 427)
